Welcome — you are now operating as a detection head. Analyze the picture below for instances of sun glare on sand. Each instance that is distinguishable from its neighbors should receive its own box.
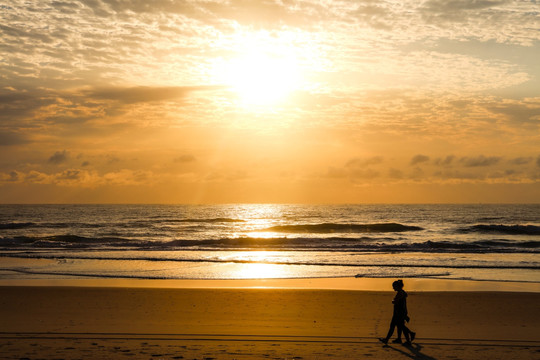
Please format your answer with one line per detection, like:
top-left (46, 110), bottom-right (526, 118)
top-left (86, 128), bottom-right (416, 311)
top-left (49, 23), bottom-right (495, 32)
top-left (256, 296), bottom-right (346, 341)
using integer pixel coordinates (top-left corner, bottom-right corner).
top-left (215, 32), bottom-right (303, 107)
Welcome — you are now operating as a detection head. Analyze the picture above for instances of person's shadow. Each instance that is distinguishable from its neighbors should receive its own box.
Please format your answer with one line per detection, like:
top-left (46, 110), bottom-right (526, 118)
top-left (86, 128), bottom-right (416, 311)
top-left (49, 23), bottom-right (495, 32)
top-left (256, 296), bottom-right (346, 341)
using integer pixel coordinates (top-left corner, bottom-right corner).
top-left (383, 343), bottom-right (437, 360)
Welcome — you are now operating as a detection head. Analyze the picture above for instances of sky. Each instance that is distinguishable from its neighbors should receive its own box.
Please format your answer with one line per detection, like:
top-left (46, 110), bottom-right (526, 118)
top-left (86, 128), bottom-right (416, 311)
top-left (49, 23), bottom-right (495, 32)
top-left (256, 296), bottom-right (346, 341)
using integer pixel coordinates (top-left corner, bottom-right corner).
top-left (1, 0), bottom-right (539, 204)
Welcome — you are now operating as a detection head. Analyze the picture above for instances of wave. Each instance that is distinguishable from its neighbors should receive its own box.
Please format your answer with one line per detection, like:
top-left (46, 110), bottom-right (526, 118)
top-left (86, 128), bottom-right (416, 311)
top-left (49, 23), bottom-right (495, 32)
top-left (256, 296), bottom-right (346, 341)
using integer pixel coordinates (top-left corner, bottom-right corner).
top-left (0, 268), bottom-right (171, 280)
top-left (0, 221), bottom-right (108, 230)
top-left (142, 217), bottom-right (246, 223)
top-left (459, 224), bottom-right (540, 235)
top-left (0, 235), bottom-right (390, 249)
top-left (408, 239), bottom-right (540, 250)
top-left (3, 267), bottom-right (538, 282)
top-left (0, 235), bottom-right (145, 248)
top-left (259, 223), bottom-right (423, 233)
top-left (0, 218), bottom-right (246, 231)
top-left (1, 235), bottom-right (539, 253)
top-left (1, 253), bottom-right (538, 270)
top-left (133, 218), bottom-right (246, 225)
top-left (0, 222), bottom-right (36, 229)
top-left (175, 218), bottom-right (246, 223)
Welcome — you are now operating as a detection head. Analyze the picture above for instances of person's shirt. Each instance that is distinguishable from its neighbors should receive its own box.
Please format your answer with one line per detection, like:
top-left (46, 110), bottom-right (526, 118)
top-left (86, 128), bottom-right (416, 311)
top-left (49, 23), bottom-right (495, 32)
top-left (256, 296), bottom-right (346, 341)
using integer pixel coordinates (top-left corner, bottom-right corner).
top-left (392, 289), bottom-right (408, 316)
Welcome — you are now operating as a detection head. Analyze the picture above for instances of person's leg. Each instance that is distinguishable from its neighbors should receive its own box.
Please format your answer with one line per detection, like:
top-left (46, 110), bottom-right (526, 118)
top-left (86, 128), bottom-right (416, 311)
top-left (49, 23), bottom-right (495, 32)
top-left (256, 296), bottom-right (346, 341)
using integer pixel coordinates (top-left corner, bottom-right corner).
top-left (380, 317), bottom-right (397, 343)
top-left (404, 324), bottom-right (416, 342)
top-left (393, 320), bottom-right (404, 343)
top-left (402, 324), bottom-right (411, 342)
top-left (385, 319), bottom-right (396, 339)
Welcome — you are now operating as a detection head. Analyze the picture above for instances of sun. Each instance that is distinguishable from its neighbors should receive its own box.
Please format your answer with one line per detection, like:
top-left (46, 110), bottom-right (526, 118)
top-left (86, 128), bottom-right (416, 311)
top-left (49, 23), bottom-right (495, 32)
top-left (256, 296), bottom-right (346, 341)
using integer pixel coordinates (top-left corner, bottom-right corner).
top-left (226, 52), bottom-right (300, 106)
top-left (214, 32), bottom-right (303, 107)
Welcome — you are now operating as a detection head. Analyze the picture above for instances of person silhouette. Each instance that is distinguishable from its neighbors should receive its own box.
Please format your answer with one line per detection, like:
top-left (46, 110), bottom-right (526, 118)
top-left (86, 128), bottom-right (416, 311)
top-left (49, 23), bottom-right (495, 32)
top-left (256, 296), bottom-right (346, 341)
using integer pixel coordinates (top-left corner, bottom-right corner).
top-left (379, 279), bottom-right (416, 346)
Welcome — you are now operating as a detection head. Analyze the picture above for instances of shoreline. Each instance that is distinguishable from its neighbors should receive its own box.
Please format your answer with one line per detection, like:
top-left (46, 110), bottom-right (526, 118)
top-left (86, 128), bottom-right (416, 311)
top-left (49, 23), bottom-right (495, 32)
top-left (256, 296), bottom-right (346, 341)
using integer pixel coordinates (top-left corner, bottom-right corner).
top-left (1, 276), bottom-right (539, 292)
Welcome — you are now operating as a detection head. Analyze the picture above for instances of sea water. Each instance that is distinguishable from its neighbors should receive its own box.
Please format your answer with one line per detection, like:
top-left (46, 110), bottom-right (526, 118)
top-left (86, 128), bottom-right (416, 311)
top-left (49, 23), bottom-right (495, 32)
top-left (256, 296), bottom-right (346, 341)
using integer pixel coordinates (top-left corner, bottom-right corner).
top-left (0, 204), bottom-right (538, 282)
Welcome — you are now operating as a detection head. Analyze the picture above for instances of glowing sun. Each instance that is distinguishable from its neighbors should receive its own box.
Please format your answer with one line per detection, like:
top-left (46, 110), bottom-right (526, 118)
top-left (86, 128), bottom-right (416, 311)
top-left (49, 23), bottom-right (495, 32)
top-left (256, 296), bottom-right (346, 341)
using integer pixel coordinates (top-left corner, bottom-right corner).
top-left (225, 52), bottom-right (300, 106)
top-left (215, 32), bottom-right (303, 107)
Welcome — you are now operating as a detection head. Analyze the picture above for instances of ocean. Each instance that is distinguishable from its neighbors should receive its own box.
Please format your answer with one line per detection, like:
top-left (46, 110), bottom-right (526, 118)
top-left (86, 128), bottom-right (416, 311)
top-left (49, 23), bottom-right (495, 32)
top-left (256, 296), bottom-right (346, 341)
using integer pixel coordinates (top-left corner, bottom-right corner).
top-left (0, 204), bottom-right (539, 283)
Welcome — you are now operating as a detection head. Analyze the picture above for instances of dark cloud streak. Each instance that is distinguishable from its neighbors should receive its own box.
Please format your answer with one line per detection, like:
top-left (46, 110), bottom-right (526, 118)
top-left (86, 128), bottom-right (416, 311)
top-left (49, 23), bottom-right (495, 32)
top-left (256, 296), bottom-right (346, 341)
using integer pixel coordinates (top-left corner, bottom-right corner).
top-left (48, 150), bottom-right (69, 164)
top-left (174, 154), bottom-right (196, 163)
top-left (509, 157), bottom-right (532, 165)
top-left (0, 131), bottom-right (30, 146)
top-left (459, 155), bottom-right (501, 167)
top-left (87, 85), bottom-right (226, 104)
top-left (346, 156), bottom-right (384, 167)
top-left (410, 154), bottom-right (430, 165)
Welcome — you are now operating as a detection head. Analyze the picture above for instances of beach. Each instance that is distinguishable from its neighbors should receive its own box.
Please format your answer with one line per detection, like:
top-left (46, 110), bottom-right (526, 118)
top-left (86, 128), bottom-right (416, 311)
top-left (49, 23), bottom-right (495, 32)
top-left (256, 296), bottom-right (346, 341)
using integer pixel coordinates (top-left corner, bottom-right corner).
top-left (1, 278), bottom-right (539, 359)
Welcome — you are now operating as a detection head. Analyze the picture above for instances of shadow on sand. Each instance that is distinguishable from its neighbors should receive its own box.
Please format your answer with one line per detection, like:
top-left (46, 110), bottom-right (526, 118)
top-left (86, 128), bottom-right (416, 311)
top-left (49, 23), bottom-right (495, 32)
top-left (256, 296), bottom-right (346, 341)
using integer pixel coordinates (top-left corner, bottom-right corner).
top-left (383, 343), bottom-right (438, 360)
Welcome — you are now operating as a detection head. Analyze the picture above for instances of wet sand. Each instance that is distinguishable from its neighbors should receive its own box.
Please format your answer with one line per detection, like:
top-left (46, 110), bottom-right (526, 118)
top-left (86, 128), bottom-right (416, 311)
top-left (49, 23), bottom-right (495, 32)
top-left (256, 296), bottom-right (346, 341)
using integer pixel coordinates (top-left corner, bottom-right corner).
top-left (1, 279), bottom-right (539, 359)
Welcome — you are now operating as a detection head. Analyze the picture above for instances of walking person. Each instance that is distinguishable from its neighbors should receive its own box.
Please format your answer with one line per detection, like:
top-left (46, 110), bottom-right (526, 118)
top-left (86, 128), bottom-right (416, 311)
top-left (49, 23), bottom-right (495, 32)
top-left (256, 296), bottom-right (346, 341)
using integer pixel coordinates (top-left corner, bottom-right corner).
top-left (379, 279), bottom-right (416, 346)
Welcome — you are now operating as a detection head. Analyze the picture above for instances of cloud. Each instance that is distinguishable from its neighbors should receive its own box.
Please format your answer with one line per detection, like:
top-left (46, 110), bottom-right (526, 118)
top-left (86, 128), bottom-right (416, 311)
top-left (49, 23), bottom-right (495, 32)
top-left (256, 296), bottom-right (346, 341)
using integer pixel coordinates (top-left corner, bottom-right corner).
top-left (174, 154), bottom-right (196, 163)
top-left (537, 156), bottom-right (540, 168)
top-left (1, 0), bottom-right (539, 203)
top-left (24, 171), bottom-right (50, 183)
top-left (50, 1), bottom-right (82, 14)
top-left (344, 156), bottom-right (382, 180)
top-left (57, 169), bottom-right (82, 180)
top-left (0, 23), bottom-right (54, 44)
top-left (0, 85), bottom-right (226, 138)
top-left (432, 169), bottom-right (486, 181)
top-left (0, 168), bottom-right (157, 187)
top-left (459, 155), bottom-right (501, 167)
top-left (410, 154), bottom-right (430, 165)
top-left (434, 155), bottom-right (455, 166)
top-left (422, 0), bottom-right (507, 14)
top-left (48, 150), bottom-right (69, 164)
top-left (484, 98), bottom-right (540, 125)
top-left (325, 157), bottom-right (383, 182)
top-left (419, 0), bottom-right (509, 26)
top-left (91, 0), bottom-right (325, 28)
top-left (509, 157), bottom-right (532, 165)
top-left (349, 3), bottom-right (401, 30)
top-left (346, 156), bottom-right (384, 167)
top-left (203, 169), bottom-right (251, 182)
top-left (0, 89), bottom-right (57, 125)
top-left (105, 154), bottom-right (121, 164)
top-left (0, 131), bottom-right (29, 146)
top-left (325, 166), bottom-right (348, 179)
top-left (322, 151), bottom-right (539, 185)
top-left (0, 171), bottom-right (21, 182)
top-left (349, 168), bottom-right (380, 181)
top-left (417, 0), bottom-right (539, 45)
top-left (388, 168), bottom-right (404, 179)
top-left (86, 86), bottom-right (225, 104)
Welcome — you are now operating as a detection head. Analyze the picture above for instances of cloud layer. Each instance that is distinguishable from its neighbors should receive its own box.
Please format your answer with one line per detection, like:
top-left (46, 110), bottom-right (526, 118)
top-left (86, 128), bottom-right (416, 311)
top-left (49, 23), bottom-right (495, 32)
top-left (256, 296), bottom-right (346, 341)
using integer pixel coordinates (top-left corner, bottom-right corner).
top-left (1, 0), bottom-right (539, 203)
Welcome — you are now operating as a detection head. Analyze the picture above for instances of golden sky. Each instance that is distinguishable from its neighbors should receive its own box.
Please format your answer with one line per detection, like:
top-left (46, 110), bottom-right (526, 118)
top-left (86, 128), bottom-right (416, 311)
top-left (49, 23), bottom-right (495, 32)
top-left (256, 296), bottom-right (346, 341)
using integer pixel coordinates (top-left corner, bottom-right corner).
top-left (1, 0), bottom-right (539, 203)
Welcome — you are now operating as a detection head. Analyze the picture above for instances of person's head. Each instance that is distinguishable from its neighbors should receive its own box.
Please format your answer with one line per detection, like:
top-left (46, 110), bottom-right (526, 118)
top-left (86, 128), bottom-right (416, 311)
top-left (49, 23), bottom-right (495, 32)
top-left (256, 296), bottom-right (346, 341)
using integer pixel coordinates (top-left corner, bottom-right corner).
top-left (392, 279), bottom-right (404, 291)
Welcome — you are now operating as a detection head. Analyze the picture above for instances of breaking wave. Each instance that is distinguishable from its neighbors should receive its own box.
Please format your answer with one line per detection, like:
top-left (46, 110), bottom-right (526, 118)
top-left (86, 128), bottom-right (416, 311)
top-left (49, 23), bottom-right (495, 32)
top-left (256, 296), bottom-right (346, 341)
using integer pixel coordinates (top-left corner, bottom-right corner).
top-left (259, 223), bottom-right (423, 233)
top-left (1, 235), bottom-right (538, 253)
top-left (0, 222), bottom-right (36, 230)
top-left (1, 253), bottom-right (538, 271)
top-left (459, 224), bottom-right (540, 235)
top-left (0, 218), bottom-right (246, 231)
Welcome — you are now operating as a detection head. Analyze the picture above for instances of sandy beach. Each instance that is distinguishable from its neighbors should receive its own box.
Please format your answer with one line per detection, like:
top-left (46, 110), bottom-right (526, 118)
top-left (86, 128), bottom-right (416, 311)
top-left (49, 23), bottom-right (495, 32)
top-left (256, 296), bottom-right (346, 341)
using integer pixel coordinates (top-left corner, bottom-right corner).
top-left (1, 278), bottom-right (539, 359)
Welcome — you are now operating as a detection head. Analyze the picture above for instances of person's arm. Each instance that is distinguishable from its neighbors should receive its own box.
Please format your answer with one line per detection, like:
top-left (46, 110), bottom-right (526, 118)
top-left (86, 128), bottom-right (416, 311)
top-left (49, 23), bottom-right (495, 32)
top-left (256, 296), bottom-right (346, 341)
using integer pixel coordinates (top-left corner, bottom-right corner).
top-left (393, 291), bottom-right (405, 302)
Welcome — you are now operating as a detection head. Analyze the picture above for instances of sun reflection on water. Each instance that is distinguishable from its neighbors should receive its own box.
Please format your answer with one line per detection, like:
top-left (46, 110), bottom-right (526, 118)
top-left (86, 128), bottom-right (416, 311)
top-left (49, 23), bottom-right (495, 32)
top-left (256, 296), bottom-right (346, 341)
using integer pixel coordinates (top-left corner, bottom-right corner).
top-left (226, 204), bottom-right (286, 236)
top-left (232, 263), bottom-right (288, 279)
top-left (225, 250), bottom-right (290, 279)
